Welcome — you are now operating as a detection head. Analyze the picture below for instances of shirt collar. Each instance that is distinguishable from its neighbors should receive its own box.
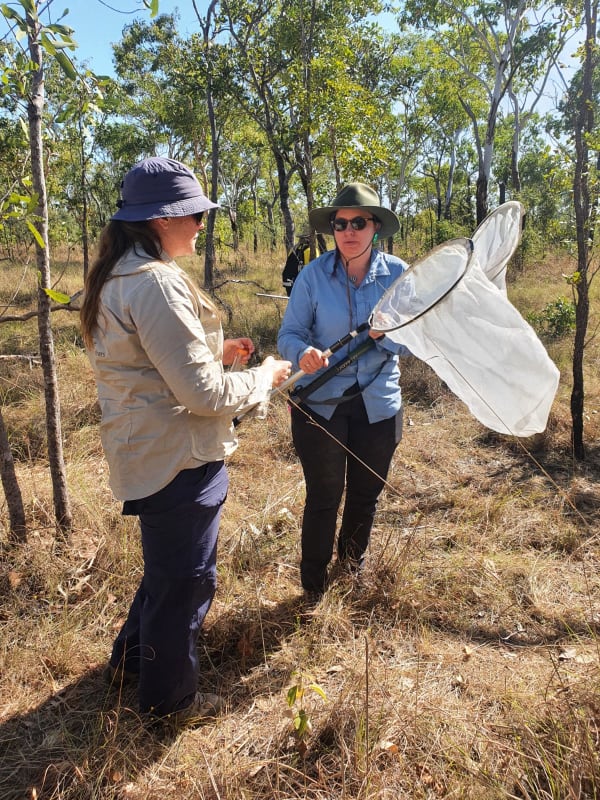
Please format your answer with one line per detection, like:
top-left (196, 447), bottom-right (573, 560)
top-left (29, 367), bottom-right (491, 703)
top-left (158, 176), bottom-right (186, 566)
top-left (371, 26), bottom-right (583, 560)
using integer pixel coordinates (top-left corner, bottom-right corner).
top-left (322, 248), bottom-right (391, 279)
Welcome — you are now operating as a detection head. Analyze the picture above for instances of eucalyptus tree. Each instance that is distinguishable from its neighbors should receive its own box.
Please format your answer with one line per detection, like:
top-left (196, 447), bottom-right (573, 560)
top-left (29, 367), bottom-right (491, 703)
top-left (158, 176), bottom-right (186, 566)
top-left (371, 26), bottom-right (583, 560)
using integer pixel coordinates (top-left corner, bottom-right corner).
top-left (415, 37), bottom-right (478, 226)
top-left (165, 3), bottom-right (236, 286)
top-left (221, 0), bottom-right (392, 252)
top-left (0, 118), bottom-right (28, 542)
top-left (0, 0), bottom-right (77, 537)
top-left (221, 0), bottom-right (308, 252)
top-left (34, 58), bottom-right (113, 277)
top-left (493, 112), bottom-right (570, 247)
top-left (400, 0), bottom-right (574, 224)
top-left (90, 80), bottom-right (161, 230)
top-left (112, 9), bottom-right (230, 287)
top-left (112, 13), bottom-right (182, 157)
top-left (556, 0), bottom-right (599, 460)
top-left (363, 35), bottom-right (435, 250)
top-left (217, 116), bottom-right (270, 251)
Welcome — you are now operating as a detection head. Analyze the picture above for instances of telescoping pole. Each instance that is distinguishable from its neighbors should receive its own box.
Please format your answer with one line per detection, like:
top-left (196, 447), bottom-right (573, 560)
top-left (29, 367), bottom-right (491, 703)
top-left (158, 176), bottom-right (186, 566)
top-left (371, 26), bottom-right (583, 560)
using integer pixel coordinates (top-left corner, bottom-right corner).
top-left (272, 322), bottom-right (370, 396)
top-left (290, 337), bottom-right (376, 403)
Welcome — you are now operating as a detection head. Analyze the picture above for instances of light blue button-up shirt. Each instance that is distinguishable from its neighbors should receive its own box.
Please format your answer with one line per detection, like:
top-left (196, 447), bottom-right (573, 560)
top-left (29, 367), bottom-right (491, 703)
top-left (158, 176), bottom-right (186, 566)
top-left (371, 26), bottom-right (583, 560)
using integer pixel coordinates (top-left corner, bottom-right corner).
top-left (277, 247), bottom-right (410, 422)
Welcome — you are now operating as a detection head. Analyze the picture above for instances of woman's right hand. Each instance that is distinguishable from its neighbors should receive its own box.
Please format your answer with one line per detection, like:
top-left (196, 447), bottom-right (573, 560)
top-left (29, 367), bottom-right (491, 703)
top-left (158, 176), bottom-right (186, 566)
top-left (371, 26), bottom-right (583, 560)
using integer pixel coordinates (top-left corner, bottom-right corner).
top-left (260, 356), bottom-right (292, 388)
top-left (299, 346), bottom-right (329, 374)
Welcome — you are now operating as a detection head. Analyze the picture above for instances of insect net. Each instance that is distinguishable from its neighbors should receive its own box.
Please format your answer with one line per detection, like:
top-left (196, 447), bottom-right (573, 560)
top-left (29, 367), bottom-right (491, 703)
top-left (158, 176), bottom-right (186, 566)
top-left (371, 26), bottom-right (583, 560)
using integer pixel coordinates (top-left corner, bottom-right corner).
top-left (471, 201), bottom-right (525, 293)
top-left (370, 237), bottom-right (559, 437)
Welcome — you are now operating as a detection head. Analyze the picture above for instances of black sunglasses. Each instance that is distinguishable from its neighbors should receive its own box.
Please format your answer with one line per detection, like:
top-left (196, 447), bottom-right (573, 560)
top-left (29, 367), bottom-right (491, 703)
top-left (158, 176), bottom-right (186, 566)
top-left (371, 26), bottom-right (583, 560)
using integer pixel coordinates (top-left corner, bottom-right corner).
top-left (193, 212), bottom-right (205, 224)
top-left (331, 216), bottom-right (376, 232)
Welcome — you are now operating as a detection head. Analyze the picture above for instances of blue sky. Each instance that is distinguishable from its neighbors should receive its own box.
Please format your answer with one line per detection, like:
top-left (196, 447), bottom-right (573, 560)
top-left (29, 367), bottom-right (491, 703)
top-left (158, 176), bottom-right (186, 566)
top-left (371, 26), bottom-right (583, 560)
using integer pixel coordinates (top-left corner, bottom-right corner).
top-left (44, 0), bottom-right (203, 76)
top-left (3, 1), bottom-right (396, 77)
top-left (1, 1), bottom-right (575, 110)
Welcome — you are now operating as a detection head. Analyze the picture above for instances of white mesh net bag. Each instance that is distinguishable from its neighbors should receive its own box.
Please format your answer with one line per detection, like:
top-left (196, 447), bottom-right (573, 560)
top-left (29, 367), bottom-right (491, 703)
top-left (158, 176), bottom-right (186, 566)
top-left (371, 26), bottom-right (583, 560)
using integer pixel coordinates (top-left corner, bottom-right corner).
top-left (471, 200), bottom-right (525, 293)
top-left (370, 234), bottom-right (559, 437)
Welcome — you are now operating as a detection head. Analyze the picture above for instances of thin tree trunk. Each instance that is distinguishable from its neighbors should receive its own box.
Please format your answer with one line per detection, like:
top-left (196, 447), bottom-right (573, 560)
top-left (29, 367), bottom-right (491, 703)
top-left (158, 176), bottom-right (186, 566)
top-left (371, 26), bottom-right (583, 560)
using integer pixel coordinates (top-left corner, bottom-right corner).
top-left (443, 132), bottom-right (458, 220)
top-left (198, 0), bottom-right (219, 290)
top-left (508, 87), bottom-right (522, 193)
top-left (570, 0), bottom-right (597, 461)
top-left (79, 116), bottom-right (90, 279)
top-left (0, 406), bottom-right (27, 543)
top-left (273, 149), bottom-right (294, 253)
top-left (27, 11), bottom-right (72, 536)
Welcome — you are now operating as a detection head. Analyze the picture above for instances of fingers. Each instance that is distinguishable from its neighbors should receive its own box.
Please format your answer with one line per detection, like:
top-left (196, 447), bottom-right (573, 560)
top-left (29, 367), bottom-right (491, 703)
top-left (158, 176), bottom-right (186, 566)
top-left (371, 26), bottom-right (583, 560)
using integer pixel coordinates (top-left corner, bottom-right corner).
top-left (237, 337), bottom-right (255, 356)
top-left (260, 356), bottom-right (292, 387)
top-left (272, 360), bottom-right (292, 387)
top-left (299, 347), bottom-right (328, 374)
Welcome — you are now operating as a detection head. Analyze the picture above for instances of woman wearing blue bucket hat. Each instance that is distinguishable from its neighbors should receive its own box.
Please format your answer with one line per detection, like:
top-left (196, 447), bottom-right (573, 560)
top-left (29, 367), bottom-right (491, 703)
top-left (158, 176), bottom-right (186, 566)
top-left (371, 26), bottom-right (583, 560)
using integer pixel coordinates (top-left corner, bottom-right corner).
top-left (80, 157), bottom-right (291, 727)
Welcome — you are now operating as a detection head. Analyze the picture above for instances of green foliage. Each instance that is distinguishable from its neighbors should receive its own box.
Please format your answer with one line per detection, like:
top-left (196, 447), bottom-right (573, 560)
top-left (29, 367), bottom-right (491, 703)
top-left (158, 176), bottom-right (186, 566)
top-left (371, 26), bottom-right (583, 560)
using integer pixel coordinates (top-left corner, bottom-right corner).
top-left (0, 0), bottom-right (78, 95)
top-left (41, 285), bottom-right (71, 305)
top-left (285, 669), bottom-right (328, 743)
top-left (434, 218), bottom-right (469, 245)
top-left (527, 297), bottom-right (576, 340)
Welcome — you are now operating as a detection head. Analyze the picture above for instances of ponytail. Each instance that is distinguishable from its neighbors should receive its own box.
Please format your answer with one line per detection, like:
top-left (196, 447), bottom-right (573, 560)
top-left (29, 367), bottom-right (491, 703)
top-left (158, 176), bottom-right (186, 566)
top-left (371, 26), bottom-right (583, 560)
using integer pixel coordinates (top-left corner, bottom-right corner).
top-left (80, 221), bottom-right (161, 348)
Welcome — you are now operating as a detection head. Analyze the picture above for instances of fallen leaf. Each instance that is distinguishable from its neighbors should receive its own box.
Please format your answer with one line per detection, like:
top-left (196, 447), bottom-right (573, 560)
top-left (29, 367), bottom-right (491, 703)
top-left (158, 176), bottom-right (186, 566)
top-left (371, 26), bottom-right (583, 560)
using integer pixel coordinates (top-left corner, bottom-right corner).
top-left (558, 648), bottom-right (577, 661)
top-left (451, 673), bottom-right (465, 689)
top-left (8, 571), bottom-right (22, 589)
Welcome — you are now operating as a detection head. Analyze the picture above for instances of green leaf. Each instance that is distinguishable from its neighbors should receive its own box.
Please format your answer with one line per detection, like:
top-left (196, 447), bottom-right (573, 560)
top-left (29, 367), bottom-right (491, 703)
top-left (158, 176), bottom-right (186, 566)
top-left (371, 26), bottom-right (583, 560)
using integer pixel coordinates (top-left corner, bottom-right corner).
top-left (295, 709), bottom-right (311, 738)
top-left (1, 5), bottom-right (24, 24)
top-left (563, 271), bottom-right (581, 286)
top-left (40, 32), bottom-right (57, 56)
top-left (143, 0), bottom-right (160, 18)
top-left (308, 683), bottom-right (328, 702)
top-left (43, 288), bottom-right (72, 304)
top-left (26, 219), bottom-right (45, 248)
top-left (286, 685), bottom-right (298, 707)
top-left (54, 50), bottom-right (77, 80)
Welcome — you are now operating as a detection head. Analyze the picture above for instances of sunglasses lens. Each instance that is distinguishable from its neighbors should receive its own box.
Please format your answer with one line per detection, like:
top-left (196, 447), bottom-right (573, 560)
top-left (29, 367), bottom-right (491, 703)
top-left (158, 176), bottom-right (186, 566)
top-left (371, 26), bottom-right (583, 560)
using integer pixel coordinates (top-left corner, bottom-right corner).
top-left (332, 216), bottom-right (369, 231)
top-left (194, 212), bottom-right (204, 224)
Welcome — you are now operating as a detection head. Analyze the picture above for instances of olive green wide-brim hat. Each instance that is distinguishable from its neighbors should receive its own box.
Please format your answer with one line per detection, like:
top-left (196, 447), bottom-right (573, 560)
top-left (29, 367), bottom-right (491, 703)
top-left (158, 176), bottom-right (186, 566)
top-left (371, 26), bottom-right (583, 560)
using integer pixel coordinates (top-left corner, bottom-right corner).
top-left (309, 182), bottom-right (400, 239)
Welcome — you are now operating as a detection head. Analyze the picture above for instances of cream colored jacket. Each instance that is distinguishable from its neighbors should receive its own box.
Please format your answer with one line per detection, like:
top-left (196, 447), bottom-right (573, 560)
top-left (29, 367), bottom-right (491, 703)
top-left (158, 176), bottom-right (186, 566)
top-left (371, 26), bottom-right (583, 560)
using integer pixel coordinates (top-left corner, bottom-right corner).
top-left (87, 247), bottom-right (271, 500)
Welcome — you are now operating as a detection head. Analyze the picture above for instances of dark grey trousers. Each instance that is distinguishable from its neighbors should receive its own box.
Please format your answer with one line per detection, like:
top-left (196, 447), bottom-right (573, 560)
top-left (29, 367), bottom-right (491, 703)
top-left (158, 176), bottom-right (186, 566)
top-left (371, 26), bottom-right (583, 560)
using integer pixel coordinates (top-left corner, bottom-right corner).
top-left (291, 396), bottom-right (402, 592)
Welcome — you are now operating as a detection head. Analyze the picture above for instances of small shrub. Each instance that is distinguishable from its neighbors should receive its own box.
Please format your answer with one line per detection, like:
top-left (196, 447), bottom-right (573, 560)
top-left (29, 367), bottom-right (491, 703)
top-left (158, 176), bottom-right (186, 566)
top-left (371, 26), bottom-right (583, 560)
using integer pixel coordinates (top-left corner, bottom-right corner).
top-left (527, 296), bottom-right (576, 339)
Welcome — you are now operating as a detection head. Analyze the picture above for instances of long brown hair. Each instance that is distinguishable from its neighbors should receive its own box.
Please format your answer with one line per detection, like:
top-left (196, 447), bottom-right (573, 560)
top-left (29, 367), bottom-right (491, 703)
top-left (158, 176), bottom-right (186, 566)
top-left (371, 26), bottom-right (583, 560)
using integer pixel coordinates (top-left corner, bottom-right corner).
top-left (80, 221), bottom-right (162, 348)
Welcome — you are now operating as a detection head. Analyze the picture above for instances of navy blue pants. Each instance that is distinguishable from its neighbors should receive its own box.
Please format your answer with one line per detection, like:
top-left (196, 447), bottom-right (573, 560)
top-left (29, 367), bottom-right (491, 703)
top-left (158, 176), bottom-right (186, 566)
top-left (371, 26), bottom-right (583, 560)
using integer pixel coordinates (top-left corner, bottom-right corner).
top-left (110, 461), bottom-right (228, 716)
top-left (291, 395), bottom-right (402, 593)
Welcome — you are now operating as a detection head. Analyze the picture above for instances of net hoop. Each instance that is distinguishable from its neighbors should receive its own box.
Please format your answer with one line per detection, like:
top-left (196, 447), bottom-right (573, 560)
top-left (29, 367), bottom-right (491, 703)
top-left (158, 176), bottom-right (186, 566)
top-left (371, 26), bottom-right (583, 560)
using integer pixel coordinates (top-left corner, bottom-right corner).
top-left (369, 237), bottom-right (473, 332)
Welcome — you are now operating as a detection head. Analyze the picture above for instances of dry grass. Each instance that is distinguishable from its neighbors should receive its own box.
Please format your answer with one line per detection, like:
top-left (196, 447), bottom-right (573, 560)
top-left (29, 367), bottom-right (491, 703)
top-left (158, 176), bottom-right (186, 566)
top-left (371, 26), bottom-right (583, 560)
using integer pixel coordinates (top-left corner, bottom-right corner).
top-left (1, 243), bottom-right (600, 798)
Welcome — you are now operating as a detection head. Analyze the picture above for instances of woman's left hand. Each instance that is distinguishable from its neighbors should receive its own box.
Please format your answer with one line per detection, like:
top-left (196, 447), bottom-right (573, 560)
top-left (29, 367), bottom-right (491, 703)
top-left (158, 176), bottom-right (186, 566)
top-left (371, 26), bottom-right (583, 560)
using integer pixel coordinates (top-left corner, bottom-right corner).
top-left (223, 337), bottom-right (255, 366)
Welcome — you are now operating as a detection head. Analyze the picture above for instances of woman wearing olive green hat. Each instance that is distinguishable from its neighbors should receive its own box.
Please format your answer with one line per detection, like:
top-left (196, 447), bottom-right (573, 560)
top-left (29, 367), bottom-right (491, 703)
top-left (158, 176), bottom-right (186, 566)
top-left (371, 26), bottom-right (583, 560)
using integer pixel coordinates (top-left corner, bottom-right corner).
top-left (278, 183), bottom-right (410, 599)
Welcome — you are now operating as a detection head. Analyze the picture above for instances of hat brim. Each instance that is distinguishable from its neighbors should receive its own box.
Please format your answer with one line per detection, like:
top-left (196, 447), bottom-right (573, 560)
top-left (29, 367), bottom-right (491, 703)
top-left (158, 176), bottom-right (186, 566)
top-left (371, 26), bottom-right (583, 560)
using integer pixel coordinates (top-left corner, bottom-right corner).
top-left (309, 205), bottom-right (399, 239)
top-left (111, 195), bottom-right (220, 222)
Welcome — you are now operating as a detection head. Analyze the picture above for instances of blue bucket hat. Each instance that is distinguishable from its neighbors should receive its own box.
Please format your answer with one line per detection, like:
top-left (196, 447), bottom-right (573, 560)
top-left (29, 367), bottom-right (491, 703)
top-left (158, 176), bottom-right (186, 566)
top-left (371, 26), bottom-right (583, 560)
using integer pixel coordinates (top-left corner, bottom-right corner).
top-left (111, 157), bottom-right (220, 222)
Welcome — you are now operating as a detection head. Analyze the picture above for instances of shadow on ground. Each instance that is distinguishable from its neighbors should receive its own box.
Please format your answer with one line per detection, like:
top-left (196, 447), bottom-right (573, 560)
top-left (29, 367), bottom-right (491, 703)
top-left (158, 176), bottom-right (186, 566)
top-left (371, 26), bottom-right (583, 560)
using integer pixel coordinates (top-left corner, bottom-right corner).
top-left (0, 594), bottom-right (306, 799)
